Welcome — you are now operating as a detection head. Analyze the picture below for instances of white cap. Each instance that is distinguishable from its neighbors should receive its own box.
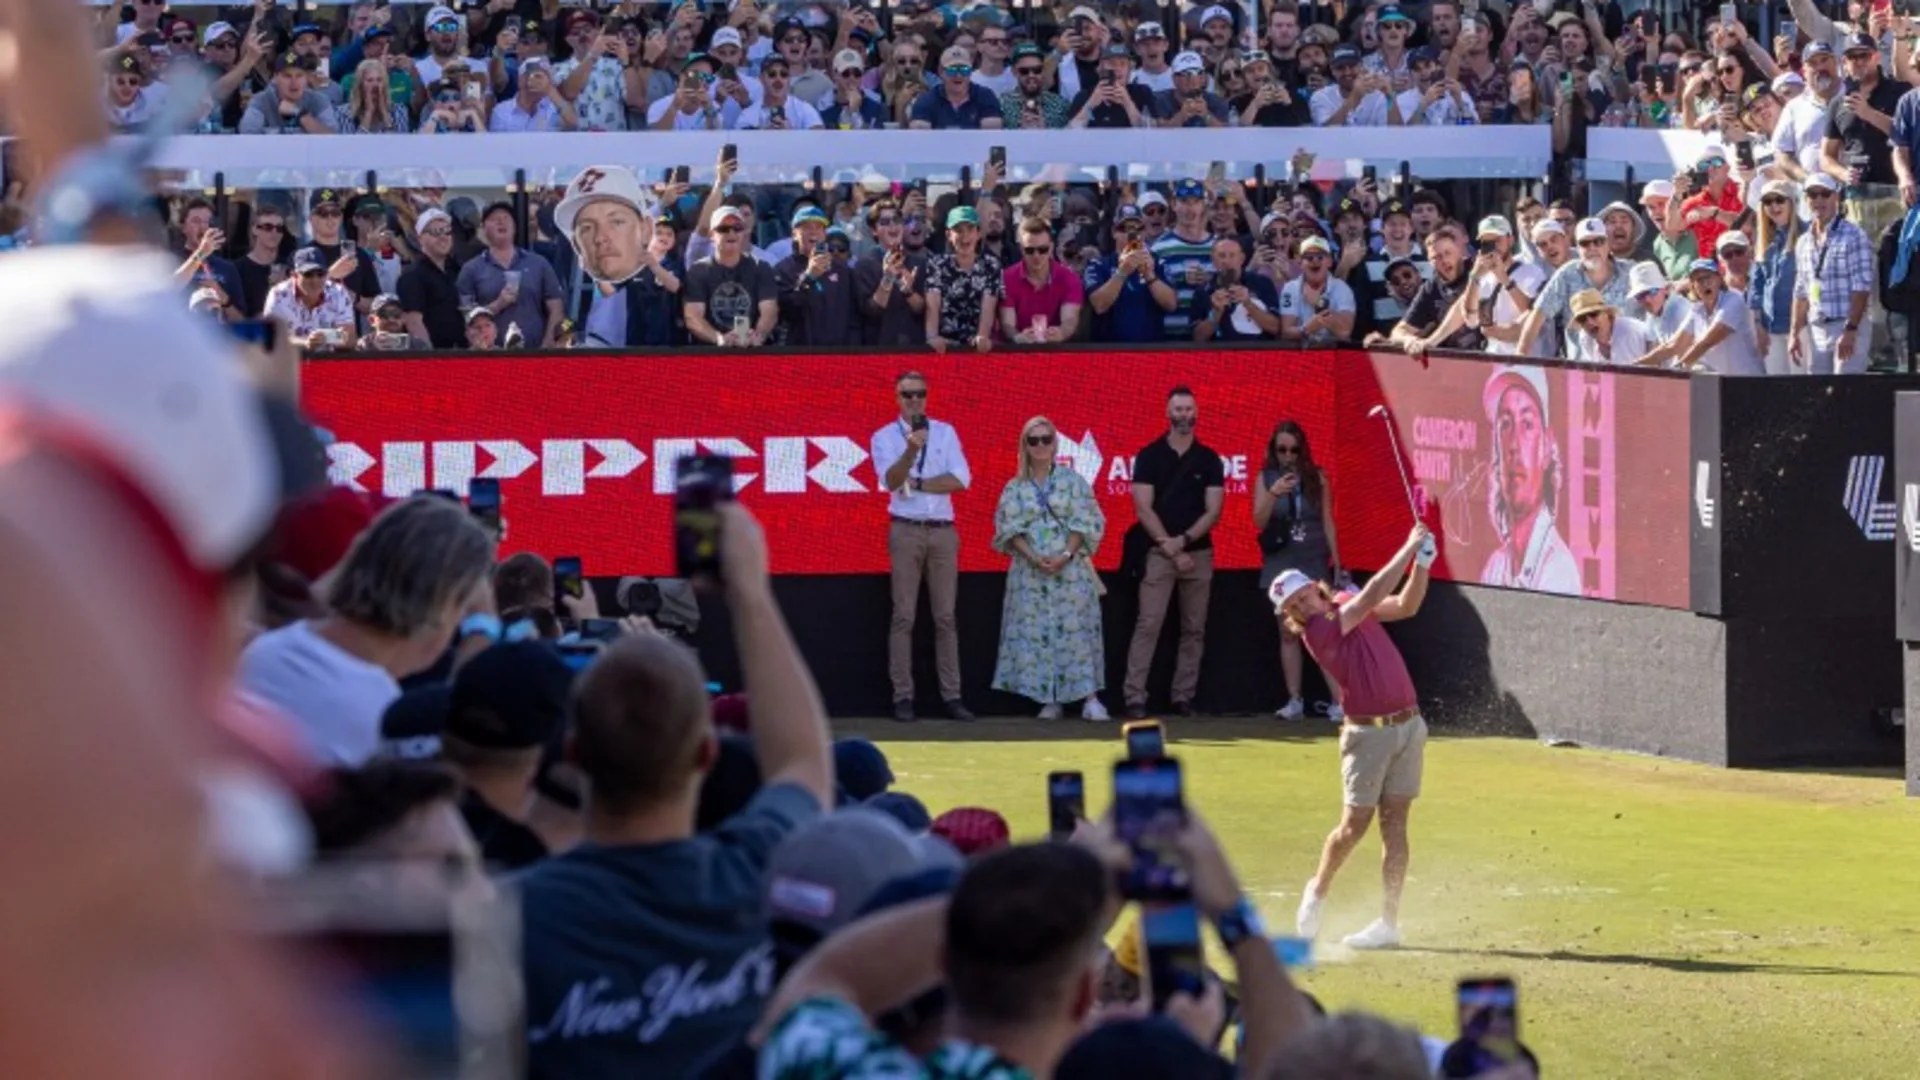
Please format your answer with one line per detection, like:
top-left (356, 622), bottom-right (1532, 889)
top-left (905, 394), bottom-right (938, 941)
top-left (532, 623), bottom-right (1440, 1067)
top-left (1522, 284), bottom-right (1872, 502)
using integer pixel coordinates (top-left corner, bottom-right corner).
top-left (414, 207), bottom-right (452, 238)
top-left (426, 5), bottom-right (459, 25)
top-left (1068, 4), bottom-right (1100, 21)
top-left (1138, 190), bottom-right (1168, 209)
top-left (833, 48), bottom-right (865, 74)
top-left (202, 21), bottom-right (237, 46)
top-left (1201, 4), bottom-right (1234, 25)
top-left (554, 164), bottom-right (657, 236)
top-left (1529, 218), bottom-right (1566, 240)
top-left (1268, 568), bottom-right (1315, 611)
top-left (1172, 50), bottom-right (1206, 74)
top-left (1771, 71), bottom-right (1805, 93)
top-left (1573, 217), bottom-right (1607, 243)
top-left (711, 26), bottom-right (743, 49)
top-left (1482, 364), bottom-right (1551, 426)
top-left (1259, 209), bottom-right (1288, 233)
top-left (1639, 179), bottom-right (1675, 202)
top-left (1626, 261), bottom-right (1668, 298)
top-left (0, 247), bottom-right (277, 570)
top-left (1716, 229), bottom-right (1752, 251)
top-left (188, 287), bottom-right (225, 313)
top-left (1803, 172), bottom-right (1840, 192)
top-left (1476, 215), bottom-right (1513, 239)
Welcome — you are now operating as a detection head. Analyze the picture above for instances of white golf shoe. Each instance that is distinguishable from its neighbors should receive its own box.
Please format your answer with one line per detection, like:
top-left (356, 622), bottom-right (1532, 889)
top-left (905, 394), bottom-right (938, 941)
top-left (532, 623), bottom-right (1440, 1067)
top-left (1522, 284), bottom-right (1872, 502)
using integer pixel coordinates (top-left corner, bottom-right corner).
top-left (1342, 919), bottom-right (1402, 950)
top-left (1295, 880), bottom-right (1324, 939)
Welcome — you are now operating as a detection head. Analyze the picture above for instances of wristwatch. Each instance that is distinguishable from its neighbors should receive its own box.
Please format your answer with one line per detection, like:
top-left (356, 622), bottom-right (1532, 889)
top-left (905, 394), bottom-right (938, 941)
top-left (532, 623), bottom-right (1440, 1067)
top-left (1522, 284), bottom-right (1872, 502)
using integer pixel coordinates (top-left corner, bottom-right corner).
top-left (459, 612), bottom-right (503, 644)
top-left (1214, 897), bottom-right (1266, 950)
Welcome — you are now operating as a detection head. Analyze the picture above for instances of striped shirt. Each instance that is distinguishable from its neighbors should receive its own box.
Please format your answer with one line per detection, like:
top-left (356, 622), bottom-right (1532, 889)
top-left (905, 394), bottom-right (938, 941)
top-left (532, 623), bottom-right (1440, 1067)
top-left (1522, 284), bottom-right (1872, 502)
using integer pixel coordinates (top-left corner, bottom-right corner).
top-left (1791, 217), bottom-right (1875, 325)
top-left (1152, 229), bottom-right (1216, 340)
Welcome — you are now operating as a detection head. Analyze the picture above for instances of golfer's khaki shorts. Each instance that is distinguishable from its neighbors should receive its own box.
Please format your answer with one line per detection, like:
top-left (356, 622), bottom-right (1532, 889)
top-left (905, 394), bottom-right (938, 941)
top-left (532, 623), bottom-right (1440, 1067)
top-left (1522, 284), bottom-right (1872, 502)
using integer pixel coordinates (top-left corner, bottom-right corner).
top-left (1339, 713), bottom-right (1428, 807)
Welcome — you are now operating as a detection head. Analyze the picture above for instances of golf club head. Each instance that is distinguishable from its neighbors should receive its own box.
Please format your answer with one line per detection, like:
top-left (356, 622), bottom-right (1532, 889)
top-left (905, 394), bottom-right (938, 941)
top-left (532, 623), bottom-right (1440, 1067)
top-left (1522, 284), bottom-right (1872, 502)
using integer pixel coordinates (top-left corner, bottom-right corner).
top-left (1368, 404), bottom-right (1390, 419)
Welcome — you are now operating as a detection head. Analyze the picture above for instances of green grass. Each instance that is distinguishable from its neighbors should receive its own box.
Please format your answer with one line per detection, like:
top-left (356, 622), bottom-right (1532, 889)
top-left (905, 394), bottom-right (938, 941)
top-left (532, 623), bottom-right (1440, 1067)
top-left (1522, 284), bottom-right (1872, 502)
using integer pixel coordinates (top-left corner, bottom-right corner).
top-left (837, 717), bottom-right (1920, 1079)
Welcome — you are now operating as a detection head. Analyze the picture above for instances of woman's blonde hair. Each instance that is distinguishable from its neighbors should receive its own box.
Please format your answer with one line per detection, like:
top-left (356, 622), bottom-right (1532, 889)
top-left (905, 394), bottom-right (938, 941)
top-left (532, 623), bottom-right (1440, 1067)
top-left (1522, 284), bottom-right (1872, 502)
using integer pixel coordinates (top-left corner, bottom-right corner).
top-left (1015, 414), bottom-right (1056, 481)
top-left (352, 59), bottom-right (388, 121)
top-left (1755, 189), bottom-right (1801, 257)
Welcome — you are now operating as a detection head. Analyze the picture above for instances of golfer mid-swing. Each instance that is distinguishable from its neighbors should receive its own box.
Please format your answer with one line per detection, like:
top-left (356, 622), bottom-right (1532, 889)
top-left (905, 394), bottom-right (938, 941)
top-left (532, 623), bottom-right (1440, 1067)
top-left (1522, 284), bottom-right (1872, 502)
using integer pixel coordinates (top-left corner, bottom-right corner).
top-left (1272, 523), bottom-right (1433, 950)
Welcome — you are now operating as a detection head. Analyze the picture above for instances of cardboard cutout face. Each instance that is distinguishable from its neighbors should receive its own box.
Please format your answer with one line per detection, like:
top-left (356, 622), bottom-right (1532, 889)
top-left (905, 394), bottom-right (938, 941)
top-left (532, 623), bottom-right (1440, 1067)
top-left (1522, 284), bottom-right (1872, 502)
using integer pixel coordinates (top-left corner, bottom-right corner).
top-left (556, 166), bottom-right (658, 284)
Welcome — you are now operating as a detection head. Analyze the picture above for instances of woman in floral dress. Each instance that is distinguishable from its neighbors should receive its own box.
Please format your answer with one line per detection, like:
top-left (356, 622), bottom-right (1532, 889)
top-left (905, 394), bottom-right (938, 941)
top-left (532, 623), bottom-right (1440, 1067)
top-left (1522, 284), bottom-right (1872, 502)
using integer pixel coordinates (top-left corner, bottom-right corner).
top-left (991, 415), bottom-right (1109, 720)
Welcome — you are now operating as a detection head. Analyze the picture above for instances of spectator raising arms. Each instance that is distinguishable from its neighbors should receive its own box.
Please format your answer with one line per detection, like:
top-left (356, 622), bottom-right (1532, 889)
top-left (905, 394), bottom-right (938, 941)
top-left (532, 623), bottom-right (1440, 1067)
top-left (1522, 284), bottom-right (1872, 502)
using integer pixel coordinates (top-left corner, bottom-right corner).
top-left (991, 415), bottom-right (1108, 720)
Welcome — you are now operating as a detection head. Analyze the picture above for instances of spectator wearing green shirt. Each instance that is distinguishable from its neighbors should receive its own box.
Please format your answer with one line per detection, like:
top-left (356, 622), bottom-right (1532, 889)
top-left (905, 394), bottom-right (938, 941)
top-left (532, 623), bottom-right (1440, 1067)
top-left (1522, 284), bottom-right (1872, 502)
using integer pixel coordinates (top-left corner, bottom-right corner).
top-left (1641, 177), bottom-right (1699, 282)
top-left (999, 43), bottom-right (1070, 129)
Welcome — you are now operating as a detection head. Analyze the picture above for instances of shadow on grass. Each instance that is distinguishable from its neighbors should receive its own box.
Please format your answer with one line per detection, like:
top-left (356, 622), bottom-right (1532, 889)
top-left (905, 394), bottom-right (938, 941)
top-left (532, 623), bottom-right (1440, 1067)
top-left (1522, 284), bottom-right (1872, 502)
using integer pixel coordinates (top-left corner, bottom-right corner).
top-left (832, 716), bottom-right (1338, 745)
top-left (1401, 945), bottom-right (1920, 979)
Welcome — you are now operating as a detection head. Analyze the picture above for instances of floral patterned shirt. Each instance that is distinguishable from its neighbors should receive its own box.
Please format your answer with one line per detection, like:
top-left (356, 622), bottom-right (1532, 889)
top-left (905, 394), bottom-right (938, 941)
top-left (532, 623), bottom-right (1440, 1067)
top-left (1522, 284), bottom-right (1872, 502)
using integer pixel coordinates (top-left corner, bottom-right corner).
top-left (925, 251), bottom-right (1005, 340)
top-left (263, 278), bottom-right (357, 339)
top-left (759, 996), bottom-right (1034, 1080)
top-left (551, 57), bottom-right (628, 132)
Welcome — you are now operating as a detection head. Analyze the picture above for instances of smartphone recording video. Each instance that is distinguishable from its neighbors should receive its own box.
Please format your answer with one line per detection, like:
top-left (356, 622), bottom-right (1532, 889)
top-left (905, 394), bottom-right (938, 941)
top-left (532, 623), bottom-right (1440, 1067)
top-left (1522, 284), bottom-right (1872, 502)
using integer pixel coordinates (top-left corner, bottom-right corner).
top-left (1142, 902), bottom-right (1207, 1013)
top-left (1123, 719), bottom-right (1166, 760)
top-left (553, 556), bottom-right (585, 602)
top-left (1112, 757), bottom-right (1189, 901)
top-left (1047, 770), bottom-right (1085, 840)
top-left (1457, 976), bottom-right (1521, 1065)
top-left (467, 478), bottom-right (502, 532)
top-left (674, 454), bottom-right (734, 583)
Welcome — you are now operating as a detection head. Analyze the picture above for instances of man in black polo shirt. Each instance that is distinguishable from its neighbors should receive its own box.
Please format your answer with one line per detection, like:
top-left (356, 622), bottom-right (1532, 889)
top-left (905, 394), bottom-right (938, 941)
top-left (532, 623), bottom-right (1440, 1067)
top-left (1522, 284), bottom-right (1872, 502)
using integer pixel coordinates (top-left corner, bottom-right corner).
top-left (1123, 386), bottom-right (1226, 718)
top-left (439, 641), bottom-right (573, 872)
top-left (1391, 222), bottom-right (1485, 355)
top-left (397, 207), bottom-right (466, 348)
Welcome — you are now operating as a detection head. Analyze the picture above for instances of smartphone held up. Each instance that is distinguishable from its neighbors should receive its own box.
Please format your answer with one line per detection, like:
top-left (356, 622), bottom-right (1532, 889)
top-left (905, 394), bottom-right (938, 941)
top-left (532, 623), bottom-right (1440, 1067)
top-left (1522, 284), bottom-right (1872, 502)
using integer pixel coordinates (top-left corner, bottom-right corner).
top-left (675, 454), bottom-right (735, 583)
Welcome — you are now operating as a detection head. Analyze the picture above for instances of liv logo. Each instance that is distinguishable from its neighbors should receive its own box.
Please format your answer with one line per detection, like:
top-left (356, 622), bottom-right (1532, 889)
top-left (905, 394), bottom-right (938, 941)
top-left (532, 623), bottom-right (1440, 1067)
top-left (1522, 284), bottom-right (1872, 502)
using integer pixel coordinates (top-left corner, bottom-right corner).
top-left (1845, 455), bottom-right (1897, 541)
top-left (1693, 461), bottom-right (1714, 529)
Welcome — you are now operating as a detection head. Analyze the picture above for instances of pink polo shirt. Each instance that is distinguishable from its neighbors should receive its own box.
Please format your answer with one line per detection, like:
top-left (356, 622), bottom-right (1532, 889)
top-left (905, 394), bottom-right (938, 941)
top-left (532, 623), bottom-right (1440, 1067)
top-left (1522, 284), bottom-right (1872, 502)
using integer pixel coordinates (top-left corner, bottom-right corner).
top-left (1000, 259), bottom-right (1085, 340)
top-left (1300, 591), bottom-right (1418, 718)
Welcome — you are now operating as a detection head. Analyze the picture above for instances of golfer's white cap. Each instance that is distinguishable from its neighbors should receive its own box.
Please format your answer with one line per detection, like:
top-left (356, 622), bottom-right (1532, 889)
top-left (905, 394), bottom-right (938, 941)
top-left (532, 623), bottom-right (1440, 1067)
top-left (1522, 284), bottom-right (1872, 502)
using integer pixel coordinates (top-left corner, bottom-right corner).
top-left (1482, 364), bottom-right (1551, 427)
top-left (0, 247), bottom-right (279, 570)
top-left (555, 164), bottom-right (657, 236)
top-left (1269, 569), bottom-right (1316, 611)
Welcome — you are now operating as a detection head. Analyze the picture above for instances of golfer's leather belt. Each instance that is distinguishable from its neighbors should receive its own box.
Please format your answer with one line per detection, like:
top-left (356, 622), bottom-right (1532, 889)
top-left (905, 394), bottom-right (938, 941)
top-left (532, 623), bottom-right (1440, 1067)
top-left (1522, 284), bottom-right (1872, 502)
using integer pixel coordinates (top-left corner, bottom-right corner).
top-left (890, 517), bottom-right (954, 527)
top-left (1345, 707), bottom-right (1419, 728)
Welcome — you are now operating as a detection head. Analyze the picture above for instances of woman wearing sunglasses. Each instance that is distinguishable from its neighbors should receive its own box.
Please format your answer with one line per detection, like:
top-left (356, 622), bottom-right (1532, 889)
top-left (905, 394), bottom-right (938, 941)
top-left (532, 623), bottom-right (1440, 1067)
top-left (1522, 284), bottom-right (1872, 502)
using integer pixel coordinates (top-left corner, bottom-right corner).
top-left (1253, 420), bottom-right (1343, 721)
top-left (990, 415), bottom-right (1109, 721)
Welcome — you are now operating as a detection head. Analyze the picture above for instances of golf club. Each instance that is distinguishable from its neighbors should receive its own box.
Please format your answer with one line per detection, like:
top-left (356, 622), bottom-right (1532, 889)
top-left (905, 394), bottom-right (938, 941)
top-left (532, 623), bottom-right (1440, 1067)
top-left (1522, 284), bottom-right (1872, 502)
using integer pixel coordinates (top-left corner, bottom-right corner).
top-left (1368, 404), bottom-right (1421, 521)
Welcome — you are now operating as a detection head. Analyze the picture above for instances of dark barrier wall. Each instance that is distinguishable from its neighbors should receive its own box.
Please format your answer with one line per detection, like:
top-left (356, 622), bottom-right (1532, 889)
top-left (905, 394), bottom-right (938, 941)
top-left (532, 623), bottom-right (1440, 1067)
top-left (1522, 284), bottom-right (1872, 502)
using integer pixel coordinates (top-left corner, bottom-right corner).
top-left (302, 346), bottom-right (1695, 607)
top-left (1690, 375), bottom-right (1918, 768)
top-left (1895, 392), bottom-right (1920, 640)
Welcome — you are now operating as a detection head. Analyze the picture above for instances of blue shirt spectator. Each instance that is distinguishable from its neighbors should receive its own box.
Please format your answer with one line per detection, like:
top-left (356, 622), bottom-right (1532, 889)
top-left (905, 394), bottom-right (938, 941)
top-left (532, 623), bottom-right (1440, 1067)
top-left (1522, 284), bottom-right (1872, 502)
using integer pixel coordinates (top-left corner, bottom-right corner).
top-left (909, 49), bottom-right (1004, 130)
top-left (1083, 214), bottom-right (1172, 343)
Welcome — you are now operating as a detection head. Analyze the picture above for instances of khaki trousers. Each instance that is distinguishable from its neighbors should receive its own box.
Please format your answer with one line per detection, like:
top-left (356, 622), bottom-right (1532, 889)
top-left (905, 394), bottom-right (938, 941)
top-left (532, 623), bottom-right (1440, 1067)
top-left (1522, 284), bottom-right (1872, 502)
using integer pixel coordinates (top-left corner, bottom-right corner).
top-left (888, 519), bottom-right (961, 702)
top-left (1123, 548), bottom-right (1214, 708)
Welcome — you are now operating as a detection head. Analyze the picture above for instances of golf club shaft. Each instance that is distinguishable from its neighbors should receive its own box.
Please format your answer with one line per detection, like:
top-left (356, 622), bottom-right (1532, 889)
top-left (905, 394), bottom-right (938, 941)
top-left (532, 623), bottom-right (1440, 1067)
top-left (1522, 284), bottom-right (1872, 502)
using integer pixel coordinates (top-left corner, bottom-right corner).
top-left (1380, 413), bottom-right (1420, 520)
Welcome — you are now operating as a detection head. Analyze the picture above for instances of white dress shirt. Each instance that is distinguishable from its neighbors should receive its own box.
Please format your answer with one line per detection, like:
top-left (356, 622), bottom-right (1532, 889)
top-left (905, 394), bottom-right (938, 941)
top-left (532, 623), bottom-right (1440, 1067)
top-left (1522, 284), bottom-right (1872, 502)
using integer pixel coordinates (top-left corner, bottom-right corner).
top-left (870, 416), bottom-right (971, 522)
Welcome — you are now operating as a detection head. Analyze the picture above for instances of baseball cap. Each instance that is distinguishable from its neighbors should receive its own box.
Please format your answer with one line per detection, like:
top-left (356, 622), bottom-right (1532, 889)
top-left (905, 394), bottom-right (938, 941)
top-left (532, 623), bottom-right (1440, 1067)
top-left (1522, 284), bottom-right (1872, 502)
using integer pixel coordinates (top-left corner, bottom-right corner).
top-left (0, 247), bottom-right (284, 572)
top-left (1625, 261), bottom-right (1668, 298)
top-left (201, 21), bottom-right (237, 46)
top-left (930, 807), bottom-right (1011, 856)
top-left (1242, 49), bottom-right (1272, 67)
top-left (1377, 3), bottom-right (1413, 23)
top-left (833, 738), bottom-right (894, 801)
top-left (464, 306), bottom-right (494, 324)
top-left (555, 164), bottom-right (657, 235)
top-left (1771, 71), bottom-right (1805, 93)
top-left (1171, 50), bottom-right (1206, 75)
top-left (1803, 172), bottom-right (1840, 192)
top-left (940, 45), bottom-right (974, 69)
top-left (864, 790), bottom-right (932, 832)
top-left (711, 26), bottom-right (743, 49)
top-left (1476, 215), bottom-right (1513, 240)
top-left (764, 809), bottom-right (952, 944)
top-left (1383, 254), bottom-right (1419, 275)
top-left (268, 486), bottom-right (388, 582)
top-left (1380, 198), bottom-right (1410, 219)
top-left (1135, 21), bottom-right (1165, 39)
top-left (362, 23), bottom-right (393, 42)
top-left (1804, 41), bottom-right (1834, 58)
top-left (446, 642), bottom-right (574, 751)
top-left (425, 4), bottom-right (459, 26)
top-left (519, 56), bottom-right (552, 76)
top-left (1687, 256), bottom-right (1722, 277)
top-left (1298, 235), bottom-right (1332, 256)
top-left (946, 205), bottom-right (980, 228)
top-left (1012, 41), bottom-right (1044, 60)
top-left (1332, 43), bottom-right (1362, 66)
top-left (1115, 204), bottom-right (1144, 223)
top-left (790, 205), bottom-right (831, 230)
top-left (1259, 209), bottom-right (1287, 233)
top-left (563, 7), bottom-right (601, 31)
top-left (1172, 177), bottom-right (1206, 199)
top-left (309, 187), bottom-right (345, 213)
top-left (1067, 4), bottom-right (1100, 22)
top-left (1138, 190), bottom-right (1169, 210)
top-left (1843, 31), bottom-right (1877, 54)
top-left (1269, 568), bottom-right (1315, 610)
top-left (1760, 178), bottom-right (1797, 201)
top-left (1482, 364), bottom-right (1550, 426)
top-left (272, 50), bottom-right (306, 73)
top-left (372, 292), bottom-right (402, 314)
top-left (291, 247), bottom-right (326, 273)
top-left (1715, 229), bottom-right (1751, 252)
top-left (833, 48), bottom-right (865, 74)
top-left (710, 204), bottom-right (746, 229)
top-left (1057, 1018), bottom-right (1237, 1080)
top-left (1100, 42), bottom-right (1130, 60)
top-left (290, 22), bottom-right (324, 39)
top-left (1200, 4), bottom-right (1233, 25)
top-left (1530, 218), bottom-right (1566, 240)
top-left (112, 53), bottom-right (142, 75)
top-left (351, 194), bottom-right (386, 219)
top-left (1639, 179), bottom-right (1675, 203)
top-left (380, 684), bottom-right (451, 759)
top-left (1334, 197), bottom-right (1367, 221)
top-left (414, 207), bottom-right (452, 238)
top-left (1573, 217), bottom-right (1607, 243)
top-left (1409, 44), bottom-right (1442, 66)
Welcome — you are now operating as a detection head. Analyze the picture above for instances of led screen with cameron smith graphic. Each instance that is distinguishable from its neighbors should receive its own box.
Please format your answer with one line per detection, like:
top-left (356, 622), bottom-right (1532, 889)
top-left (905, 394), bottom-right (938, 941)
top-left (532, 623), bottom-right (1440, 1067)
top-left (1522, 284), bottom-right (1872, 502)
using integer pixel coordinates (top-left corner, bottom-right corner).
top-left (301, 347), bottom-right (1691, 608)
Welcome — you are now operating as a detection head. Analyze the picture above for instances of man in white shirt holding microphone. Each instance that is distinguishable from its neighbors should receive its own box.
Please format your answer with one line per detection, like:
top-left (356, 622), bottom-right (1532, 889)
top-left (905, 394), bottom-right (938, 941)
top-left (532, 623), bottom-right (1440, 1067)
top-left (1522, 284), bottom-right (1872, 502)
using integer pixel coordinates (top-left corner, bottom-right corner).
top-left (871, 371), bottom-right (975, 723)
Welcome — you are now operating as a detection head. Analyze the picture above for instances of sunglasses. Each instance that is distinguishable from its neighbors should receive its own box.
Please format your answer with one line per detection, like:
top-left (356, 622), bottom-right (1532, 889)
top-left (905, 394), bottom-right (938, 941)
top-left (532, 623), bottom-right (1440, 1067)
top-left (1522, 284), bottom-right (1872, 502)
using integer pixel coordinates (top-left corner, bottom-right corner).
top-left (312, 206), bottom-right (343, 217)
top-left (1023, 245), bottom-right (1052, 255)
top-left (430, 20), bottom-right (460, 32)
top-left (837, 67), bottom-right (863, 76)
top-left (1301, 252), bottom-right (1329, 262)
top-left (1274, 444), bottom-right (1299, 455)
top-left (1143, 204), bottom-right (1167, 214)
top-left (827, 241), bottom-right (851, 253)
top-left (1718, 66), bottom-right (1741, 75)
top-left (1576, 311), bottom-right (1601, 325)
top-left (874, 214), bottom-right (901, 226)
top-left (899, 389), bottom-right (927, 399)
top-left (1577, 237), bottom-right (1606, 247)
top-left (1761, 196), bottom-right (1789, 206)
top-left (298, 268), bottom-right (325, 278)
top-left (1026, 433), bottom-right (1055, 446)
top-left (714, 224), bottom-right (743, 234)
top-left (1806, 189), bottom-right (1837, 199)
top-left (170, 34), bottom-right (194, 44)
top-left (255, 222), bottom-right (285, 232)
top-left (1014, 64), bottom-right (1043, 75)
top-left (435, 93), bottom-right (461, 103)
top-left (944, 65), bottom-right (973, 77)
top-left (421, 226), bottom-right (453, 237)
